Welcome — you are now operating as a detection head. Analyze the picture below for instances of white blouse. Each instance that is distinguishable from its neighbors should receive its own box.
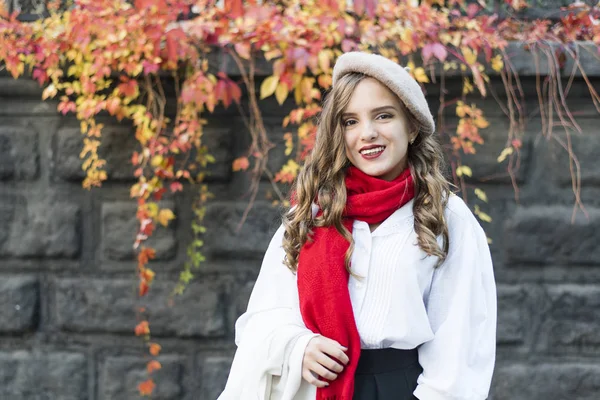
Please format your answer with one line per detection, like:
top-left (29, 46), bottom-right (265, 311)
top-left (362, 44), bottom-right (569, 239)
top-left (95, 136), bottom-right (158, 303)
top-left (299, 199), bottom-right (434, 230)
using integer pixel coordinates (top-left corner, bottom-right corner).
top-left (218, 194), bottom-right (497, 400)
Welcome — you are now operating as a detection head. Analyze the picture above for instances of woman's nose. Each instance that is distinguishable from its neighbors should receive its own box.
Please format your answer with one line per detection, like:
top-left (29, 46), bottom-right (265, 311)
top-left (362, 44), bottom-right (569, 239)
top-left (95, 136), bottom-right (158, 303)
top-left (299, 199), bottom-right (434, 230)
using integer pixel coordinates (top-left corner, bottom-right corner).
top-left (360, 122), bottom-right (378, 141)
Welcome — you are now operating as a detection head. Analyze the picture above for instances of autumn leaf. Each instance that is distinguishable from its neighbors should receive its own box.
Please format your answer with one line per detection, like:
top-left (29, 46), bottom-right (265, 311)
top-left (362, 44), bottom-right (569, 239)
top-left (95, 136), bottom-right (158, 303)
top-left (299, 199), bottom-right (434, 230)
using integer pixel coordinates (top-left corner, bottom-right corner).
top-left (232, 156), bottom-right (250, 171)
top-left (461, 47), bottom-right (478, 65)
top-left (42, 84), bottom-right (57, 100)
top-left (135, 321), bottom-right (150, 336)
top-left (139, 281), bottom-right (149, 297)
top-left (141, 268), bottom-right (155, 284)
top-left (138, 379), bottom-right (156, 396)
top-left (157, 209), bottom-right (175, 227)
top-left (474, 188), bottom-right (488, 203)
top-left (283, 133), bottom-right (293, 156)
top-left (413, 67), bottom-right (429, 83)
top-left (275, 83), bottom-right (289, 105)
top-left (138, 247), bottom-right (156, 265)
top-left (234, 42), bottom-right (251, 60)
top-left (147, 360), bottom-right (162, 374)
top-left (456, 165), bottom-right (473, 177)
top-left (149, 343), bottom-right (162, 356)
top-left (491, 55), bottom-right (504, 72)
top-left (260, 75), bottom-right (279, 99)
top-left (497, 147), bottom-right (514, 163)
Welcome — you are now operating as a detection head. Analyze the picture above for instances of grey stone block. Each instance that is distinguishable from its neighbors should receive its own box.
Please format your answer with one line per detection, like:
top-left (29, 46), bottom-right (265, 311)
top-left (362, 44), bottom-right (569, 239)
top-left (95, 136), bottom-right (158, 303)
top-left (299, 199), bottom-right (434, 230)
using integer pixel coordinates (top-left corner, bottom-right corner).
top-left (0, 276), bottom-right (39, 333)
top-left (99, 355), bottom-right (184, 400)
top-left (55, 278), bottom-right (227, 337)
top-left (0, 126), bottom-right (39, 180)
top-left (52, 125), bottom-right (137, 182)
top-left (0, 351), bottom-right (87, 400)
top-left (204, 201), bottom-right (280, 259)
top-left (200, 356), bottom-right (234, 400)
top-left (491, 363), bottom-right (600, 400)
top-left (0, 194), bottom-right (81, 258)
top-left (101, 201), bottom-right (177, 261)
top-left (504, 206), bottom-right (600, 265)
top-left (496, 286), bottom-right (526, 345)
top-left (538, 285), bottom-right (600, 350)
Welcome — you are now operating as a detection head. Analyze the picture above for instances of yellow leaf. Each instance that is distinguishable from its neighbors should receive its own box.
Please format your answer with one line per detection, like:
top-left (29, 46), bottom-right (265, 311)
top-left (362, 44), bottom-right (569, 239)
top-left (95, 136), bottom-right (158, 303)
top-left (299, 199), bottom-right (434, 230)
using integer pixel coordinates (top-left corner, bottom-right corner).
top-left (474, 205), bottom-right (492, 223)
top-left (461, 47), bottom-right (478, 65)
top-left (497, 147), bottom-right (514, 163)
top-left (260, 75), bottom-right (279, 100)
top-left (150, 155), bottom-right (164, 168)
top-left (414, 67), bottom-right (429, 83)
top-left (456, 101), bottom-right (468, 117)
top-left (456, 165), bottom-right (472, 177)
top-left (491, 54), bottom-right (504, 72)
top-left (318, 50), bottom-right (331, 72)
top-left (146, 202), bottom-right (159, 219)
top-left (474, 116), bottom-right (489, 129)
top-left (283, 133), bottom-right (293, 156)
top-left (474, 188), bottom-right (488, 203)
top-left (275, 83), bottom-right (289, 105)
top-left (281, 159), bottom-right (300, 176)
top-left (42, 84), bottom-right (57, 100)
top-left (157, 209), bottom-right (175, 227)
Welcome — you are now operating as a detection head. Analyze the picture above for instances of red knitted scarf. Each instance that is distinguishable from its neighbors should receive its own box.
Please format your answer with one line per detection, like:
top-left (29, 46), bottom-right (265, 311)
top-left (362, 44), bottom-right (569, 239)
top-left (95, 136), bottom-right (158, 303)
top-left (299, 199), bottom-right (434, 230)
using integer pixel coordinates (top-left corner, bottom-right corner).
top-left (297, 165), bottom-right (415, 400)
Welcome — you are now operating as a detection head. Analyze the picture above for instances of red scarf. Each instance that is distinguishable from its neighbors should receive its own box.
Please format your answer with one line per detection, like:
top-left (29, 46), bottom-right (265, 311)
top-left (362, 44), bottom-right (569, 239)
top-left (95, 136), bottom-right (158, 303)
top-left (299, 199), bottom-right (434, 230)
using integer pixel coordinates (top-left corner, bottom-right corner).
top-left (297, 166), bottom-right (415, 400)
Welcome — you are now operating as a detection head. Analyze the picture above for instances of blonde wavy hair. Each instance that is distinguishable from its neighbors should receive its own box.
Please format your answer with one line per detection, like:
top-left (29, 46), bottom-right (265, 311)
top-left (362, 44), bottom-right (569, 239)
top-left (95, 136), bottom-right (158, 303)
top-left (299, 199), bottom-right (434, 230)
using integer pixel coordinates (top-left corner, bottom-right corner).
top-left (282, 72), bottom-right (450, 273)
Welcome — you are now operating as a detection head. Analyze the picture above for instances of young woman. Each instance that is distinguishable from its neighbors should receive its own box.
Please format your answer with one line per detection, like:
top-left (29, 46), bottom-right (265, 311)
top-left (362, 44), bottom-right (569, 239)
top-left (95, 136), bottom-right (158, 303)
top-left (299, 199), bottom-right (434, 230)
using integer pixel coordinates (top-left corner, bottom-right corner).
top-left (218, 52), bottom-right (496, 400)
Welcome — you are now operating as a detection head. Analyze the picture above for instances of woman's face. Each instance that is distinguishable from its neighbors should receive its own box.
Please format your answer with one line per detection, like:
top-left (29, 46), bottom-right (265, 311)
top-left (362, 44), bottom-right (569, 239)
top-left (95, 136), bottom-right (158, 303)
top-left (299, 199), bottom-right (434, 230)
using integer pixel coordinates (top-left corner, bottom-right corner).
top-left (341, 77), bottom-right (415, 181)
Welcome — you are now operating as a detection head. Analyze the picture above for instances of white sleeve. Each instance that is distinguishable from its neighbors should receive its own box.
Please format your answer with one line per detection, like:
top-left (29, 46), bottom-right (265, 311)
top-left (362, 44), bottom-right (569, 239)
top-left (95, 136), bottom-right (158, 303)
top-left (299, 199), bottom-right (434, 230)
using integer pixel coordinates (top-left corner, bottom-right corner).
top-left (218, 225), bottom-right (318, 400)
top-left (414, 217), bottom-right (497, 400)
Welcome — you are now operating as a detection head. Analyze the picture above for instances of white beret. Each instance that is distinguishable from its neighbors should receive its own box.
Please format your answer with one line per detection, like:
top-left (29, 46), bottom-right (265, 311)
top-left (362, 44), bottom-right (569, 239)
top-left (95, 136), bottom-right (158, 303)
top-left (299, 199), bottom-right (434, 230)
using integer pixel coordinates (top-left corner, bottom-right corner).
top-left (332, 52), bottom-right (436, 135)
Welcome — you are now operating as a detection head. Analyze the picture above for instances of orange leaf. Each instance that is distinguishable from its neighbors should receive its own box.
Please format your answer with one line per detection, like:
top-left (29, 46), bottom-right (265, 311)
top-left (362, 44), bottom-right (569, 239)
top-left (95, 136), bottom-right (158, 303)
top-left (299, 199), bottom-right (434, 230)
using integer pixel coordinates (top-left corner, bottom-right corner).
top-left (135, 321), bottom-right (150, 336)
top-left (232, 157), bottom-right (250, 171)
top-left (138, 379), bottom-right (156, 396)
top-left (138, 247), bottom-right (156, 265)
top-left (147, 360), bottom-right (162, 374)
top-left (149, 343), bottom-right (162, 356)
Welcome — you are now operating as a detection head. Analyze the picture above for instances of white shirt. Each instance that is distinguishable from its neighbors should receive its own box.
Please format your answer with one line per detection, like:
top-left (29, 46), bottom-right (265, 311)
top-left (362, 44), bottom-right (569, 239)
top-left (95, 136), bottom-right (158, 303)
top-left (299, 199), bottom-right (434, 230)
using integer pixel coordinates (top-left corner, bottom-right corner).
top-left (218, 194), bottom-right (497, 400)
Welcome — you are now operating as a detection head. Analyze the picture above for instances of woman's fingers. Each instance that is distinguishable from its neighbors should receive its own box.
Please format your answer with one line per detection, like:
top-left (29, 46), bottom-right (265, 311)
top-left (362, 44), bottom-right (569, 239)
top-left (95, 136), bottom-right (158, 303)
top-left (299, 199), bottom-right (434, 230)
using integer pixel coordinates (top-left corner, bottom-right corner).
top-left (302, 335), bottom-right (351, 387)
top-left (301, 369), bottom-right (329, 388)
top-left (310, 362), bottom-right (339, 381)
top-left (316, 352), bottom-right (344, 373)
top-left (317, 338), bottom-right (350, 366)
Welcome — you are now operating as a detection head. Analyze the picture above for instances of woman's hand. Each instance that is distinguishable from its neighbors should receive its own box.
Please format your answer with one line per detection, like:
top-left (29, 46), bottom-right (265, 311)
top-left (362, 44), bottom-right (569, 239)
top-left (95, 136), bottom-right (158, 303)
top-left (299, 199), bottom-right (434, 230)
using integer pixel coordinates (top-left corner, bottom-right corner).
top-left (301, 335), bottom-right (350, 388)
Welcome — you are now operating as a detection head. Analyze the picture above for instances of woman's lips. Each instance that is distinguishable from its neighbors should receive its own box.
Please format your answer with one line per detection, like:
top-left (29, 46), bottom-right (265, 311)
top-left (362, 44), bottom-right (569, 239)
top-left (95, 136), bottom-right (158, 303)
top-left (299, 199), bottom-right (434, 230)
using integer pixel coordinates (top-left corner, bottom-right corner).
top-left (359, 146), bottom-right (385, 160)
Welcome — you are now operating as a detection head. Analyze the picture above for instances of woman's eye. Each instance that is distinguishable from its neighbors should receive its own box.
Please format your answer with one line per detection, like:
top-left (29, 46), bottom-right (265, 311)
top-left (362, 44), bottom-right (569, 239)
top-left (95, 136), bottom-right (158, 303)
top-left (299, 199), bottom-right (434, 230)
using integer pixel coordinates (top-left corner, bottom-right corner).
top-left (377, 113), bottom-right (392, 120)
top-left (343, 119), bottom-right (357, 127)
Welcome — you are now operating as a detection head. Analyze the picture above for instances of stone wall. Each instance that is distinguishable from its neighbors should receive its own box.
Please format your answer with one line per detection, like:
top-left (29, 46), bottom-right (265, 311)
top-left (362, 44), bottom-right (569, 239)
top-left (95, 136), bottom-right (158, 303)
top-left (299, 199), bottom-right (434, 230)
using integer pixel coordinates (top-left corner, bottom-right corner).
top-left (1, 49), bottom-right (600, 400)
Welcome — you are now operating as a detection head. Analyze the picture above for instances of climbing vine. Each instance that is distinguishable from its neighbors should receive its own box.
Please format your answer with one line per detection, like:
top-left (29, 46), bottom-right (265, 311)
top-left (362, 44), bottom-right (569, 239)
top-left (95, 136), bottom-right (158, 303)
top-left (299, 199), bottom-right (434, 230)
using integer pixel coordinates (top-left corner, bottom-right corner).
top-left (1, 0), bottom-right (598, 394)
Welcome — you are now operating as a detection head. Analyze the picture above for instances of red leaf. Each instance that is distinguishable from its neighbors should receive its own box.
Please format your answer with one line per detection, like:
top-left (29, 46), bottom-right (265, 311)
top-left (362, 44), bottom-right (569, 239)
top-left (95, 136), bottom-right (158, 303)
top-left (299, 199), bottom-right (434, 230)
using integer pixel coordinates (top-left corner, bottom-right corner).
top-left (118, 79), bottom-right (138, 98)
top-left (170, 182), bottom-right (183, 192)
top-left (467, 4), bottom-right (480, 18)
top-left (225, 0), bottom-right (243, 18)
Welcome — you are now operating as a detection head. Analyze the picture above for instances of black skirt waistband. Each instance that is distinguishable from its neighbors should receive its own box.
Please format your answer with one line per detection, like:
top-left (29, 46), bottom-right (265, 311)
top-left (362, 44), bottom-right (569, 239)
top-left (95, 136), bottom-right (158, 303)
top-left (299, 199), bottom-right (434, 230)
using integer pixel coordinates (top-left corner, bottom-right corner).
top-left (355, 348), bottom-right (419, 375)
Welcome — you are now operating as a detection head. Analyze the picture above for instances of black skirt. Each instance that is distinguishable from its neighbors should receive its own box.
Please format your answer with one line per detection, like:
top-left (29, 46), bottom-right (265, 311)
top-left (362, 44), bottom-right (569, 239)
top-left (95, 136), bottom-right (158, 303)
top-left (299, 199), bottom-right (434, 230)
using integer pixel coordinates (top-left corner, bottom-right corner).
top-left (353, 348), bottom-right (422, 400)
